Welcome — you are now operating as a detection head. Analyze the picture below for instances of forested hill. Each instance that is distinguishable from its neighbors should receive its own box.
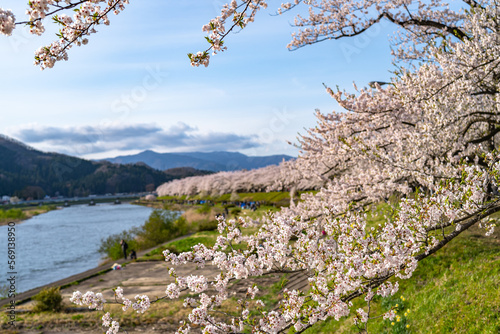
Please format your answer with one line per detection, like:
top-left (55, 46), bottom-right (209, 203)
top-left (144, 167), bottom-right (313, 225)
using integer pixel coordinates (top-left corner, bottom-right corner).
top-left (0, 135), bottom-right (208, 198)
top-left (102, 150), bottom-right (294, 171)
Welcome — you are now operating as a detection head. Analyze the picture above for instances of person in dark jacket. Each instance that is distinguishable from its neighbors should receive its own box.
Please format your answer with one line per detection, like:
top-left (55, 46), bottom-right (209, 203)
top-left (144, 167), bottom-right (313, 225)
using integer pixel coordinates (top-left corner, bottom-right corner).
top-left (120, 239), bottom-right (128, 259)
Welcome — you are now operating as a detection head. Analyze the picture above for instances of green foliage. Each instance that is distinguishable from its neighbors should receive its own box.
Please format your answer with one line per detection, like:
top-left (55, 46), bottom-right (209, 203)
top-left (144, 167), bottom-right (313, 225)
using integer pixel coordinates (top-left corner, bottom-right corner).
top-left (164, 236), bottom-right (216, 254)
top-left (0, 208), bottom-right (26, 220)
top-left (230, 208), bottom-right (241, 216)
top-left (197, 219), bottom-right (218, 232)
top-left (0, 284), bottom-right (9, 299)
top-left (380, 295), bottom-right (410, 334)
top-left (33, 287), bottom-right (63, 313)
top-left (171, 191), bottom-right (302, 204)
top-left (99, 210), bottom-right (190, 260)
top-left (98, 229), bottom-right (139, 261)
top-left (196, 203), bottom-right (212, 214)
top-left (38, 204), bottom-right (57, 212)
top-left (142, 231), bottom-right (219, 259)
top-left (136, 210), bottom-right (187, 249)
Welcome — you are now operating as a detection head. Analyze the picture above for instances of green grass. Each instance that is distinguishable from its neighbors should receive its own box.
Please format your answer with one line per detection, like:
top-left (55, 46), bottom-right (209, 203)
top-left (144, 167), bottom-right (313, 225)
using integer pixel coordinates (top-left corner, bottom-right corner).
top-left (0, 208), bottom-right (26, 220)
top-left (165, 231), bottom-right (218, 254)
top-left (140, 223), bottom-right (262, 261)
top-left (258, 274), bottom-right (290, 308)
top-left (242, 205), bottom-right (281, 220)
top-left (140, 231), bottom-right (219, 260)
top-left (0, 205), bottom-right (57, 223)
top-left (160, 191), bottom-right (309, 205)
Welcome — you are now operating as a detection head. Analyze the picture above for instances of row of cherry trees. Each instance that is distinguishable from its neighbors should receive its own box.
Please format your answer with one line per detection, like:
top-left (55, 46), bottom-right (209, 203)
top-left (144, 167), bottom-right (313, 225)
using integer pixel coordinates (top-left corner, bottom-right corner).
top-left (2, 0), bottom-right (500, 333)
top-left (156, 162), bottom-right (321, 197)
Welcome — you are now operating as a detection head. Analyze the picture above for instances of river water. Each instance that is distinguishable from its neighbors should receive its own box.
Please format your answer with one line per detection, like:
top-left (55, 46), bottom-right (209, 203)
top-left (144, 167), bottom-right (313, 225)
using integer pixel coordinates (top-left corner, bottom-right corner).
top-left (0, 203), bottom-right (153, 293)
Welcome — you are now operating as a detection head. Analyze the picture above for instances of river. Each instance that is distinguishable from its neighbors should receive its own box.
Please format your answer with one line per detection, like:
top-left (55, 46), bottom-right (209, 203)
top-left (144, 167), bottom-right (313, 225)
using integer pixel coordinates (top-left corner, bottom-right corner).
top-left (0, 203), bottom-right (154, 293)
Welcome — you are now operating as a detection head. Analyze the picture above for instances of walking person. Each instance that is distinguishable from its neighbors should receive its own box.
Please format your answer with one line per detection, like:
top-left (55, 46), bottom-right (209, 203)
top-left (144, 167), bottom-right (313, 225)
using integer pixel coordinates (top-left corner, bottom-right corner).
top-left (120, 239), bottom-right (128, 260)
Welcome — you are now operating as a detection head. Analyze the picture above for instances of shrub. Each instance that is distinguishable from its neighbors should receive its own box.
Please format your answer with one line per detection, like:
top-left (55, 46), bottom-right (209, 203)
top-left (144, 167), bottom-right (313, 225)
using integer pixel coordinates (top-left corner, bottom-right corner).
top-left (196, 203), bottom-right (212, 214)
top-left (98, 229), bottom-right (139, 260)
top-left (136, 210), bottom-right (186, 248)
top-left (230, 208), bottom-right (241, 216)
top-left (33, 287), bottom-right (63, 312)
top-left (197, 219), bottom-right (218, 232)
top-left (99, 210), bottom-right (190, 260)
top-left (0, 208), bottom-right (26, 220)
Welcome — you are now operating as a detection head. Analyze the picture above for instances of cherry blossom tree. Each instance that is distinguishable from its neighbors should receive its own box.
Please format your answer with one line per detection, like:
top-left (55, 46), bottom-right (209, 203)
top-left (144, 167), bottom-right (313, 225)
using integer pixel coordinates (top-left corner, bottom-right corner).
top-left (2, 0), bottom-right (500, 333)
top-left (156, 163), bottom-right (322, 197)
top-left (0, 1), bottom-right (131, 69)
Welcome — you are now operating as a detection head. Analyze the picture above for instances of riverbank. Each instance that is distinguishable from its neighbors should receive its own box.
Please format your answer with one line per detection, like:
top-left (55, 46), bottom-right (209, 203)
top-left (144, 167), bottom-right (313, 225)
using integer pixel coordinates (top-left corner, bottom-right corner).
top-left (0, 202), bottom-right (154, 294)
top-left (1, 229), bottom-right (309, 334)
top-left (0, 205), bottom-right (58, 226)
top-left (0, 197), bottom-right (144, 227)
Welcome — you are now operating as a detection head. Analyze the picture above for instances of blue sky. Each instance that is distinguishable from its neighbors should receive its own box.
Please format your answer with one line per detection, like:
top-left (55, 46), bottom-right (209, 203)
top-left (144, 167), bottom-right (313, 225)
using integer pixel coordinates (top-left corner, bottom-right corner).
top-left (0, 1), bottom-right (394, 159)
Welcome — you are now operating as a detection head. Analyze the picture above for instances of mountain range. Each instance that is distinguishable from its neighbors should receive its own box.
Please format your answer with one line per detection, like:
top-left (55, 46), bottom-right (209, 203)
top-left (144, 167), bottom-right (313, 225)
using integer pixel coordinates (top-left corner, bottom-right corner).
top-left (0, 135), bottom-right (209, 198)
top-left (102, 150), bottom-right (294, 172)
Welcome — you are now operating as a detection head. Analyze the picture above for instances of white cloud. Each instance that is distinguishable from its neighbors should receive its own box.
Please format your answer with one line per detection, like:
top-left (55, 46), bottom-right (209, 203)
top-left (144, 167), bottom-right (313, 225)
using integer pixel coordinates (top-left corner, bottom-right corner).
top-left (12, 122), bottom-right (259, 157)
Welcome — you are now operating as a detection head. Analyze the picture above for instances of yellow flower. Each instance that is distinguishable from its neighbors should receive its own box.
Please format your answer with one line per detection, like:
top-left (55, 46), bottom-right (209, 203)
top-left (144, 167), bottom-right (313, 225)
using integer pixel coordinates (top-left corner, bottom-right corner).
top-left (406, 324), bottom-right (410, 328)
top-left (391, 322), bottom-right (395, 326)
top-left (396, 304), bottom-right (399, 307)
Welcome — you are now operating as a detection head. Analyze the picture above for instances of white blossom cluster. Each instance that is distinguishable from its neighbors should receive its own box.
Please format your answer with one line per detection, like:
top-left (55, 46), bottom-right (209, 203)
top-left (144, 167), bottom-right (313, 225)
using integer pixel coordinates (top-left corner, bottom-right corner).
top-left (189, 0), bottom-right (268, 67)
top-left (113, 286), bottom-right (151, 313)
top-left (70, 287), bottom-right (151, 332)
top-left (35, 0), bottom-right (129, 69)
top-left (102, 312), bottom-right (120, 334)
top-left (0, 1), bottom-right (129, 69)
top-left (70, 290), bottom-right (106, 310)
top-left (279, 0), bottom-right (465, 52)
top-left (0, 8), bottom-right (15, 36)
